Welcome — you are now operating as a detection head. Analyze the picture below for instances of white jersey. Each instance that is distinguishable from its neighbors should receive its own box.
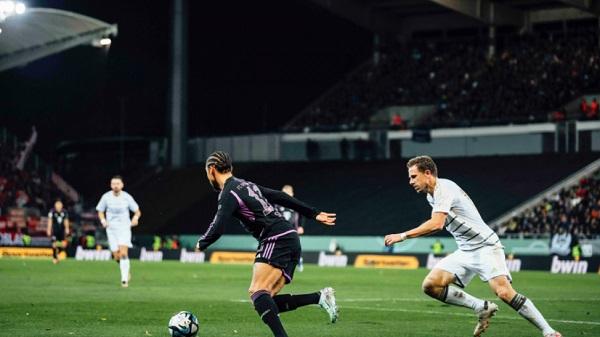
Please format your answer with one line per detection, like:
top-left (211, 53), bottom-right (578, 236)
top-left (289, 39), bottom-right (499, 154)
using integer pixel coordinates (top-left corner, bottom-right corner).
top-left (96, 191), bottom-right (139, 228)
top-left (427, 178), bottom-right (500, 251)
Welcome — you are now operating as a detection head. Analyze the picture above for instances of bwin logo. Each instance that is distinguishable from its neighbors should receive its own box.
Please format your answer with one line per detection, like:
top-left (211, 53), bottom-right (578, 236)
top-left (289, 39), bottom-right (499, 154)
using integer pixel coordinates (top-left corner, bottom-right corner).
top-left (550, 256), bottom-right (588, 274)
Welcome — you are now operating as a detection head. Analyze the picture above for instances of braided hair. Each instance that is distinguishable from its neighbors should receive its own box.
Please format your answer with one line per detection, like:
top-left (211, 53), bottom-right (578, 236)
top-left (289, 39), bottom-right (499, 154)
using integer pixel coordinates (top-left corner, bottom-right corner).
top-left (205, 151), bottom-right (233, 173)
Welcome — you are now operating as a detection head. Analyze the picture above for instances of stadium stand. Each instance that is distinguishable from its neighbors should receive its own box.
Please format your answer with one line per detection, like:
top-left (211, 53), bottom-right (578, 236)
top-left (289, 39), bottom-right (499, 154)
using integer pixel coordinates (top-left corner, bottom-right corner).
top-left (286, 29), bottom-right (600, 131)
top-left (500, 168), bottom-right (600, 239)
top-left (0, 130), bottom-right (74, 236)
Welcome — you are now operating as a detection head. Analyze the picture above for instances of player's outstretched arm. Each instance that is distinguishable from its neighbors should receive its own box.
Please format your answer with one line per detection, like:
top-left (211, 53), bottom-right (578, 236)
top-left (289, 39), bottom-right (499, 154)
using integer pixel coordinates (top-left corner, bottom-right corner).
top-left (196, 193), bottom-right (237, 251)
top-left (258, 185), bottom-right (320, 219)
top-left (384, 212), bottom-right (447, 246)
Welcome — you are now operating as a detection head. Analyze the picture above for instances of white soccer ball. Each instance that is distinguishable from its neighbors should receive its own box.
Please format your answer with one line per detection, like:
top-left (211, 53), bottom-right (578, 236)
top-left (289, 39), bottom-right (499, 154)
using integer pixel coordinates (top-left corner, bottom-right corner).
top-left (168, 311), bottom-right (199, 337)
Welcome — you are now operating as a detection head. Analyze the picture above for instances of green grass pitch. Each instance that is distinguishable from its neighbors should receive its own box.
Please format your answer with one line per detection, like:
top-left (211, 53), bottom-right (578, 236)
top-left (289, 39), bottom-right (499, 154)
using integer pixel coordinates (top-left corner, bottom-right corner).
top-left (0, 259), bottom-right (599, 336)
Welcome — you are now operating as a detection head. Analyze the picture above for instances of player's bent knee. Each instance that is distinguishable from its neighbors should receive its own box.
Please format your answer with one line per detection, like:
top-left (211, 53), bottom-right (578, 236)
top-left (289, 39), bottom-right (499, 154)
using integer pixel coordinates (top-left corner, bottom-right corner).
top-left (248, 285), bottom-right (265, 296)
top-left (421, 279), bottom-right (437, 296)
top-left (248, 288), bottom-right (270, 299)
top-left (495, 286), bottom-right (514, 302)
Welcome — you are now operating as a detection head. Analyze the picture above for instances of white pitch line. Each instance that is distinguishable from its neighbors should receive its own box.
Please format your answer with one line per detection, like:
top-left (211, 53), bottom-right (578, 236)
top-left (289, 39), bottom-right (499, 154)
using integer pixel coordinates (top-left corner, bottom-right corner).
top-left (338, 298), bottom-right (600, 302)
top-left (230, 297), bottom-right (600, 303)
top-left (228, 299), bottom-right (600, 326)
top-left (343, 305), bottom-right (600, 326)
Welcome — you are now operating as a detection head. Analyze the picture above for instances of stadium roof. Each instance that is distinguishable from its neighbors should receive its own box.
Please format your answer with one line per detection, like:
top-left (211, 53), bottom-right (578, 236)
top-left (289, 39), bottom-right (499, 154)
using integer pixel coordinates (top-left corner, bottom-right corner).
top-left (310, 0), bottom-right (600, 33)
top-left (0, 8), bottom-right (117, 72)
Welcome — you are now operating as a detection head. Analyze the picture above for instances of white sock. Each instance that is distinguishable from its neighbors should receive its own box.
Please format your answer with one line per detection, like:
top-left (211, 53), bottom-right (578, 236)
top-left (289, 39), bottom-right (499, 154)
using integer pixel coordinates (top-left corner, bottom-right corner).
top-left (512, 295), bottom-right (554, 335)
top-left (119, 258), bottom-right (130, 283)
top-left (443, 286), bottom-right (485, 311)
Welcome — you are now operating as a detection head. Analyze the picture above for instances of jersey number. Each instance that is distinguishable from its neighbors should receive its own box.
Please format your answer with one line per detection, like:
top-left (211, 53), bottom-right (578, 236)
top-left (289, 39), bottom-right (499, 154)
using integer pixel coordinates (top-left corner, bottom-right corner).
top-left (247, 185), bottom-right (275, 216)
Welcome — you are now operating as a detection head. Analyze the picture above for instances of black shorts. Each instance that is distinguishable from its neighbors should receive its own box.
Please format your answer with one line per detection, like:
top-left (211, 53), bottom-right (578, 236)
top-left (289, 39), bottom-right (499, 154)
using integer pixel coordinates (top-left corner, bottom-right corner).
top-left (255, 230), bottom-right (301, 284)
top-left (51, 231), bottom-right (65, 242)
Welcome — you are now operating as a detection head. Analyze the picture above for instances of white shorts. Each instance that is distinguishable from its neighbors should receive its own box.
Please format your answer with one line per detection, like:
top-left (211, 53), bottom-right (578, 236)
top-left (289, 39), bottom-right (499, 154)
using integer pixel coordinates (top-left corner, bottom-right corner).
top-left (434, 244), bottom-right (511, 287)
top-left (106, 226), bottom-right (132, 252)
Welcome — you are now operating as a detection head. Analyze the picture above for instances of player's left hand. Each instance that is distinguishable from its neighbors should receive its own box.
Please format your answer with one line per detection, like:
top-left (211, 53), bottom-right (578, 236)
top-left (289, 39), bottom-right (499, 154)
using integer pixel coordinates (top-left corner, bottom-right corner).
top-left (297, 226), bottom-right (305, 235)
top-left (316, 212), bottom-right (336, 226)
top-left (131, 217), bottom-right (139, 226)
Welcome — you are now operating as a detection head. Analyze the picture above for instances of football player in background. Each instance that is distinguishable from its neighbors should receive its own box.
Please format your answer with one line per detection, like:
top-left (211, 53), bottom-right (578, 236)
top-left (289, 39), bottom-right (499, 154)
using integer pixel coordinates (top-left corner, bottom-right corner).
top-left (276, 185), bottom-right (305, 271)
top-left (47, 199), bottom-right (70, 264)
top-left (96, 175), bottom-right (141, 288)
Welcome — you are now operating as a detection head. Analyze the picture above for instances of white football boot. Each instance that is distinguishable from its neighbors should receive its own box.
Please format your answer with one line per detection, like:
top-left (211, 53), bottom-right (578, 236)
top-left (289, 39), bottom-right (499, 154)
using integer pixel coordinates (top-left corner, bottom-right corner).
top-left (318, 287), bottom-right (339, 323)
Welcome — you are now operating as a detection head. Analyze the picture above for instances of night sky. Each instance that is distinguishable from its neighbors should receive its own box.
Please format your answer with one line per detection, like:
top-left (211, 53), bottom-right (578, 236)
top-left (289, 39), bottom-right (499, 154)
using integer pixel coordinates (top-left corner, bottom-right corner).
top-left (1, 0), bottom-right (371, 160)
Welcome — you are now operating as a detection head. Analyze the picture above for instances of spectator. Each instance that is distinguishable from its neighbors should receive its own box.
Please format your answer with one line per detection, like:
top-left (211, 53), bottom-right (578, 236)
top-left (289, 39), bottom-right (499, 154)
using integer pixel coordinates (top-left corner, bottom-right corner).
top-left (550, 225), bottom-right (572, 256)
top-left (590, 98), bottom-right (599, 119)
top-left (390, 113), bottom-right (406, 130)
top-left (580, 98), bottom-right (589, 118)
top-left (500, 168), bottom-right (600, 239)
top-left (286, 29), bottom-right (600, 131)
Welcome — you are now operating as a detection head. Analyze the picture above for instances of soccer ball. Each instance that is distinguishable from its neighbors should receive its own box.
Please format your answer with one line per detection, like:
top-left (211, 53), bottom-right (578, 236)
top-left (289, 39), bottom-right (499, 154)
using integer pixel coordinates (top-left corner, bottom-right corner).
top-left (168, 311), bottom-right (199, 337)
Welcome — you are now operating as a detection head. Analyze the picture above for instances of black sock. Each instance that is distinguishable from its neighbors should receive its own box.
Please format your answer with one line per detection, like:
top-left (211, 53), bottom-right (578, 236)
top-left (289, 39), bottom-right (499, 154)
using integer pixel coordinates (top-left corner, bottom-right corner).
top-left (251, 290), bottom-right (288, 337)
top-left (273, 293), bottom-right (320, 313)
top-left (52, 247), bottom-right (58, 259)
top-left (509, 293), bottom-right (527, 311)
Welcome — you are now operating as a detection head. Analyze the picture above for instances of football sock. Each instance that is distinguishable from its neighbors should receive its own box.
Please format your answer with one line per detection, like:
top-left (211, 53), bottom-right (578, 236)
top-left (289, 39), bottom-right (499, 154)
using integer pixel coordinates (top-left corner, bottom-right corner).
top-left (252, 290), bottom-right (288, 337)
top-left (119, 257), bottom-right (130, 283)
top-left (52, 247), bottom-right (58, 259)
top-left (273, 293), bottom-right (320, 313)
top-left (440, 286), bottom-right (485, 311)
top-left (509, 294), bottom-right (554, 335)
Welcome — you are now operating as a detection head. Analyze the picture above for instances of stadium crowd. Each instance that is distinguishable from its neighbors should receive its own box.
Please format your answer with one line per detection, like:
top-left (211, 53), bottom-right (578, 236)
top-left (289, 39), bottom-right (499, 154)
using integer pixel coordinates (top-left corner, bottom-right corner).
top-left (288, 30), bottom-right (600, 131)
top-left (499, 169), bottom-right (600, 239)
top-left (0, 133), bottom-right (69, 235)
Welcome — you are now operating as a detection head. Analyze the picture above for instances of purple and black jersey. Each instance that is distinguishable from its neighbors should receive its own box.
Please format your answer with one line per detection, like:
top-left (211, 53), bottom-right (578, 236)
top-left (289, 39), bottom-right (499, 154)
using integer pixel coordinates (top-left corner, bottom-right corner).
top-left (197, 177), bottom-right (319, 251)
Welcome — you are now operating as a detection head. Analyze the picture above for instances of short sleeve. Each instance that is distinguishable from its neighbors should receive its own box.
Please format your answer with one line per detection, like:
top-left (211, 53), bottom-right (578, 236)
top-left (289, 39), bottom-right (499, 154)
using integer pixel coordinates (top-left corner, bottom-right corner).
top-left (96, 195), bottom-right (107, 212)
top-left (432, 184), bottom-right (454, 214)
top-left (127, 194), bottom-right (139, 212)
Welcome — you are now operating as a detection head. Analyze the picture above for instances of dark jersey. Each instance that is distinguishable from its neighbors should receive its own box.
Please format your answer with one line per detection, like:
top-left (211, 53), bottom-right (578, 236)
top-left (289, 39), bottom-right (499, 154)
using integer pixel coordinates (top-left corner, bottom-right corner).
top-left (49, 209), bottom-right (69, 236)
top-left (197, 177), bottom-right (319, 251)
top-left (276, 205), bottom-right (303, 231)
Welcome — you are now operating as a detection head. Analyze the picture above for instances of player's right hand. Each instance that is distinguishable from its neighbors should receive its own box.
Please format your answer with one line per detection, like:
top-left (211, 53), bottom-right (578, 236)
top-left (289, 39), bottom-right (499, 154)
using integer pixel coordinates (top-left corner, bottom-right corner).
top-left (101, 219), bottom-right (108, 228)
top-left (384, 233), bottom-right (406, 246)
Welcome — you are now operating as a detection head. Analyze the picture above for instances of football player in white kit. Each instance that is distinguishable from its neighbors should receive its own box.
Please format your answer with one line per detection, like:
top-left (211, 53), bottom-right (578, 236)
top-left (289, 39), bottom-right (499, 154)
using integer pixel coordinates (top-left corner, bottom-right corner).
top-left (96, 175), bottom-right (141, 288)
top-left (384, 156), bottom-right (561, 337)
